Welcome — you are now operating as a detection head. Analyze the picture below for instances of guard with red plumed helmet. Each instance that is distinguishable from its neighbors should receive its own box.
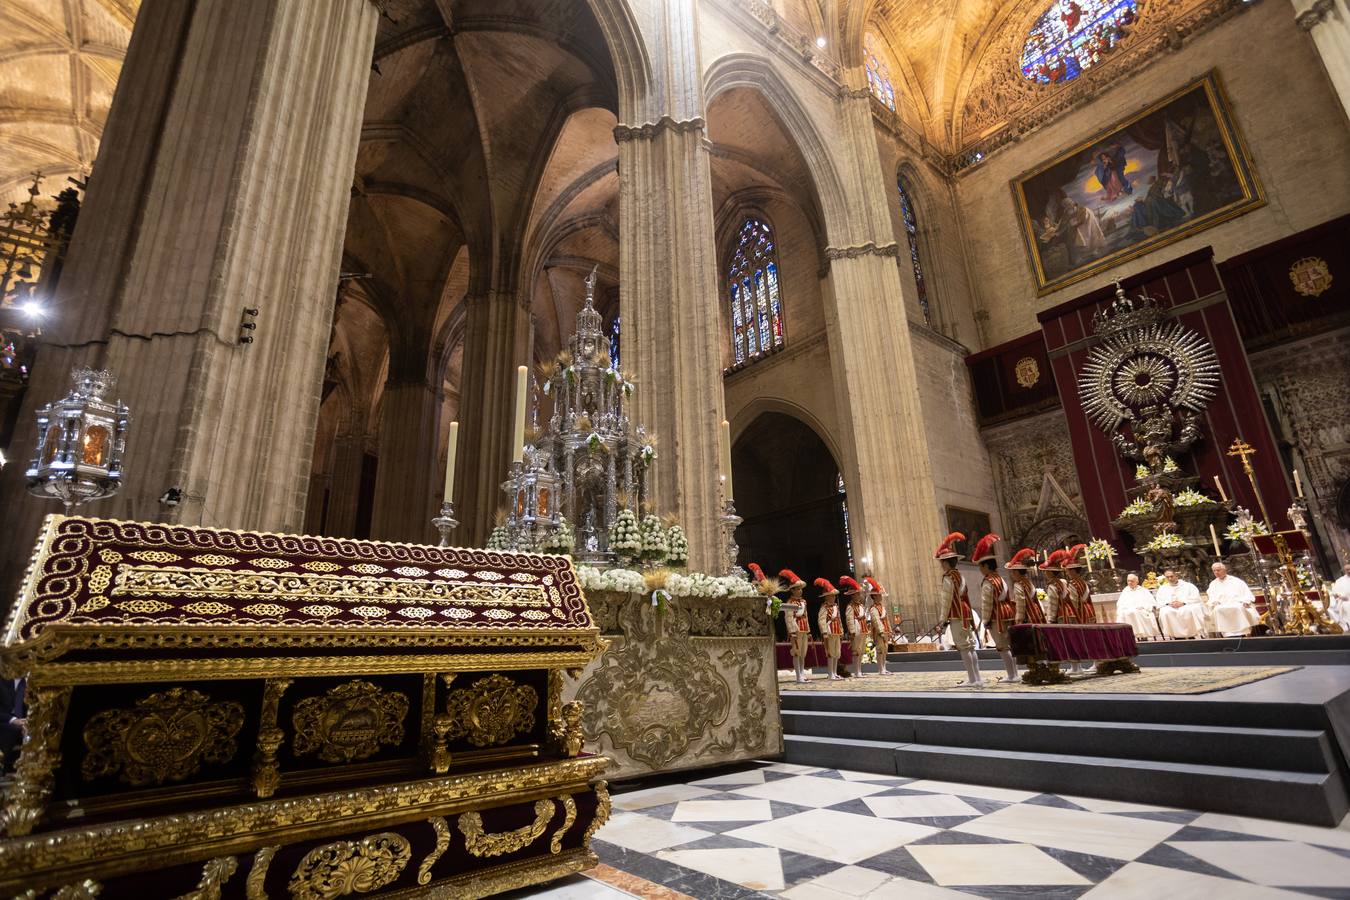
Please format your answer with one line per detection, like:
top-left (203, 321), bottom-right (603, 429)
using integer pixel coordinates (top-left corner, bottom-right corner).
top-left (841, 576), bottom-right (868, 679)
top-left (935, 531), bottom-right (982, 687)
top-left (1005, 548), bottom-right (1045, 625)
top-left (1063, 544), bottom-right (1098, 624)
top-left (778, 568), bottom-right (812, 683)
top-left (865, 577), bottom-right (894, 675)
top-left (815, 578), bottom-right (844, 681)
top-left (973, 533), bottom-right (1020, 684)
top-left (1042, 547), bottom-right (1085, 675)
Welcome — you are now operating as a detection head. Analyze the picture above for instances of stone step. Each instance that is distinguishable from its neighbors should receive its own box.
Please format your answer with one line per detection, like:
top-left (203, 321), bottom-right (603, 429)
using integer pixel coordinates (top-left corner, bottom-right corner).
top-left (781, 708), bottom-right (1336, 773)
top-left (783, 734), bottom-right (1349, 826)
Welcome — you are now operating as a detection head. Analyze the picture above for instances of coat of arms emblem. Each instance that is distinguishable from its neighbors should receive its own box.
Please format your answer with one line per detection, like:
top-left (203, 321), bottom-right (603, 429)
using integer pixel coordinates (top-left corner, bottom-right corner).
top-left (1289, 256), bottom-right (1332, 298)
top-left (1015, 356), bottom-right (1040, 388)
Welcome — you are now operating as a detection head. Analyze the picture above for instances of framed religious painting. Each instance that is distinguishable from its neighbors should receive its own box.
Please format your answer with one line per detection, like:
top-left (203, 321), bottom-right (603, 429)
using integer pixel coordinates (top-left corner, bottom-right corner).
top-left (944, 506), bottom-right (992, 560)
top-left (1013, 70), bottom-right (1264, 295)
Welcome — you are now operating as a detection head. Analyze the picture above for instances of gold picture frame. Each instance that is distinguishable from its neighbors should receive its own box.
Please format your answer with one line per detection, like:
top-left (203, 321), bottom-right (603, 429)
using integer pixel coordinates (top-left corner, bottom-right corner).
top-left (1013, 70), bottom-right (1264, 296)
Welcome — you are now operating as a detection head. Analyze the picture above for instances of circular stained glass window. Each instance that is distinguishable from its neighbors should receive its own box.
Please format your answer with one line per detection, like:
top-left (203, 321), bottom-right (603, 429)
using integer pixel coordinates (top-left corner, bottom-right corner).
top-left (1020, 0), bottom-right (1139, 84)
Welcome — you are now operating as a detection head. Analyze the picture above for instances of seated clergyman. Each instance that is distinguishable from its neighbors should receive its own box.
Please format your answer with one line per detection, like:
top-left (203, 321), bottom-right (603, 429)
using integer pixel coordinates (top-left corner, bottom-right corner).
top-left (1206, 561), bottom-right (1260, 637)
top-left (1115, 573), bottom-right (1162, 640)
top-left (1155, 568), bottom-right (1207, 639)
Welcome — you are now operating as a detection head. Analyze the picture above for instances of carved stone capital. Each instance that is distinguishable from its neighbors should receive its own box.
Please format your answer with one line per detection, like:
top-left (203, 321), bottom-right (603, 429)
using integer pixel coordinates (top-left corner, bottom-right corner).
top-left (1297, 0), bottom-right (1336, 30)
top-left (824, 241), bottom-right (901, 262)
top-left (613, 116), bottom-right (706, 143)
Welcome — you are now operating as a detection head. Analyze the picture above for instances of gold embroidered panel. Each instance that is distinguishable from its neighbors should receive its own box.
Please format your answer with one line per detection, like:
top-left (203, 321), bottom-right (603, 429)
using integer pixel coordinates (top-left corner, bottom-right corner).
top-left (3, 516), bottom-right (597, 662)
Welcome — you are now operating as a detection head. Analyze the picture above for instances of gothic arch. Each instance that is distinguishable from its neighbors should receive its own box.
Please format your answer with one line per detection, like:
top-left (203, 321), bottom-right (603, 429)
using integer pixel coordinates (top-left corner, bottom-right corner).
top-left (703, 53), bottom-right (850, 243)
top-left (729, 396), bottom-right (844, 477)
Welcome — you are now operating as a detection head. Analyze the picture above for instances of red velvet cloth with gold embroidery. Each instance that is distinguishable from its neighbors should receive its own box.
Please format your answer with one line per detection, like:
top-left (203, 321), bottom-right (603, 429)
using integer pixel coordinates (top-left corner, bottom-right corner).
top-left (1009, 623), bottom-right (1138, 661)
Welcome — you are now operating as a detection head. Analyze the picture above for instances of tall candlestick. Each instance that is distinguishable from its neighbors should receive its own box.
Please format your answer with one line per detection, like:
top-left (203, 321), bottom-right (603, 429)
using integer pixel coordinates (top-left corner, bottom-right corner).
top-left (1213, 475), bottom-right (1228, 502)
top-left (1086, 552), bottom-right (1093, 573)
top-left (443, 421), bottom-right (459, 501)
top-left (1209, 523), bottom-right (1221, 557)
top-left (719, 420), bottom-right (734, 500)
top-left (511, 366), bottom-right (528, 464)
top-left (1107, 549), bottom-right (1115, 569)
top-left (1293, 468), bottom-right (1304, 498)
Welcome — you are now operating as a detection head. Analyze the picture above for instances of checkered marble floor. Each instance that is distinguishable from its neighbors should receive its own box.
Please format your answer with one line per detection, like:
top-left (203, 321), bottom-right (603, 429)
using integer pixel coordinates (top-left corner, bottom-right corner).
top-left (525, 761), bottom-right (1350, 899)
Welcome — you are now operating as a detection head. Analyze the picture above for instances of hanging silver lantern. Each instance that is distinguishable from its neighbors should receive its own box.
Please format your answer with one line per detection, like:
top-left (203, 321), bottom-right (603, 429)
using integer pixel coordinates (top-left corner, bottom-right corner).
top-left (501, 445), bottom-right (562, 552)
top-left (26, 367), bottom-right (130, 512)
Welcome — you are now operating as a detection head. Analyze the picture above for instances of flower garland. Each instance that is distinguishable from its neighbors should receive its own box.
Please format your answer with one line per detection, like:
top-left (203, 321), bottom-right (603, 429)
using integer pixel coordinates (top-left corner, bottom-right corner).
top-left (1173, 488), bottom-right (1217, 508)
top-left (1084, 538), bottom-right (1114, 561)
top-left (573, 566), bottom-right (757, 599)
top-left (1142, 532), bottom-right (1187, 552)
top-left (1119, 497), bottom-right (1154, 518)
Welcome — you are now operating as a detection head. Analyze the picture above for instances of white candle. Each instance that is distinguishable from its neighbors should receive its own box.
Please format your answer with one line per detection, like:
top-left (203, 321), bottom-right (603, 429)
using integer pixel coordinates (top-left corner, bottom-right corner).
top-left (1086, 552), bottom-right (1093, 573)
top-left (1107, 549), bottom-right (1115, 569)
top-left (443, 421), bottom-right (459, 502)
top-left (1210, 523), bottom-right (1221, 557)
top-left (1293, 468), bottom-right (1304, 498)
top-left (719, 420), bottom-right (734, 500)
top-left (511, 365), bottom-right (528, 463)
top-left (1213, 475), bottom-right (1228, 502)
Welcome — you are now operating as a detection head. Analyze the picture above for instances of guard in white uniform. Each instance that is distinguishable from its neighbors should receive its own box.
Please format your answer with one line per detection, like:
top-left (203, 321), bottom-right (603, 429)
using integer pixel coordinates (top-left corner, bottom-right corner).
top-left (842, 576), bottom-right (869, 679)
top-left (1115, 573), bottom-right (1163, 640)
top-left (935, 531), bottom-right (982, 687)
top-left (973, 534), bottom-right (1020, 683)
top-left (777, 567), bottom-right (812, 683)
top-left (1206, 562), bottom-right (1260, 636)
top-left (1155, 568), bottom-right (1207, 638)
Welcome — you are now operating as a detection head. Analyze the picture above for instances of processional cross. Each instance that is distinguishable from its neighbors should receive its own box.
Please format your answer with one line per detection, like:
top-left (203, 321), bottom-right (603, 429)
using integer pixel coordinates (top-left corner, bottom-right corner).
top-left (1226, 437), bottom-right (1269, 524)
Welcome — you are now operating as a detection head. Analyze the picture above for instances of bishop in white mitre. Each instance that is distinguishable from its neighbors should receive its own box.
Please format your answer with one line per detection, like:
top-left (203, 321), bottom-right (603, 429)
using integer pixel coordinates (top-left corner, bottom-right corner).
top-left (1155, 568), bottom-right (1207, 639)
top-left (1206, 561), bottom-right (1261, 636)
top-left (1330, 563), bottom-right (1350, 631)
top-left (1115, 573), bottom-right (1162, 639)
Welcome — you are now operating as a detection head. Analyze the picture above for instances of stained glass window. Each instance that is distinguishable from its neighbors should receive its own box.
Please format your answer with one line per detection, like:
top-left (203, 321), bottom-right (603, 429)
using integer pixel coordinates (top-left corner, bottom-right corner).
top-left (838, 473), bottom-right (854, 572)
top-left (896, 175), bottom-right (930, 325)
top-left (864, 33), bottom-right (897, 111)
top-left (1020, 0), bottom-right (1138, 84)
top-left (608, 315), bottom-right (621, 368)
top-left (727, 218), bottom-right (786, 366)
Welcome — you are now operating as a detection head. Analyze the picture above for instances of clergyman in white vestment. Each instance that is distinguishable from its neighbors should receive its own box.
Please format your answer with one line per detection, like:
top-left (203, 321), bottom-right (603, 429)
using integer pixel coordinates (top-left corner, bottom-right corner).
top-left (1330, 563), bottom-right (1350, 631)
top-left (1115, 573), bottom-right (1162, 639)
top-left (1155, 569), bottom-right (1207, 639)
top-left (1206, 562), bottom-right (1261, 636)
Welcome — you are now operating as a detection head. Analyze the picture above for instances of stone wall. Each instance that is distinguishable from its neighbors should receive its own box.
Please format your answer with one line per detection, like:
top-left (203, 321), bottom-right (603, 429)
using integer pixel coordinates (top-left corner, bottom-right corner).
top-left (955, 0), bottom-right (1350, 347)
top-left (562, 591), bottom-right (782, 781)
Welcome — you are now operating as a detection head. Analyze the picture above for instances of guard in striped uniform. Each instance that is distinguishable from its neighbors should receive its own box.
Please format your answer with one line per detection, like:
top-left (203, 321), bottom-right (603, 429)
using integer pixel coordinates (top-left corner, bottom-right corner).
top-left (779, 568), bottom-right (811, 683)
top-left (841, 576), bottom-right (869, 679)
top-left (1064, 544), bottom-right (1098, 624)
top-left (866, 577), bottom-right (893, 675)
top-left (1007, 548), bottom-right (1044, 625)
top-left (815, 578), bottom-right (843, 681)
top-left (974, 534), bottom-right (1020, 684)
top-left (1043, 548), bottom-right (1085, 675)
top-left (935, 531), bottom-right (982, 687)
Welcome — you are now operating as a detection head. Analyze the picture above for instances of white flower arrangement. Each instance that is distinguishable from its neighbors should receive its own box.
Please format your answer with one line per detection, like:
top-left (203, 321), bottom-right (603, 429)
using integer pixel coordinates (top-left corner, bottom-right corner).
top-left (486, 524), bottom-right (512, 550)
top-left (608, 508), bottom-right (641, 562)
top-left (1163, 456), bottom-right (1179, 473)
top-left (1224, 510), bottom-right (1270, 546)
top-left (1173, 488), bottom-right (1216, 508)
top-left (1084, 538), bottom-right (1114, 561)
top-left (666, 571), bottom-right (757, 599)
top-left (639, 514), bottom-right (667, 563)
top-left (1142, 532), bottom-right (1187, 552)
top-left (575, 565), bottom-right (647, 594)
top-left (1035, 588), bottom-right (1048, 603)
top-left (640, 444), bottom-right (657, 463)
top-left (1135, 464), bottom-right (1150, 481)
top-left (586, 432), bottom-right (604, 452)
top-left (1120, 497), bottom-right (1154, 518)
top-left (543, 517), bottom-right (575, 555)
top-left (665, 525), bottom-right (689, 568)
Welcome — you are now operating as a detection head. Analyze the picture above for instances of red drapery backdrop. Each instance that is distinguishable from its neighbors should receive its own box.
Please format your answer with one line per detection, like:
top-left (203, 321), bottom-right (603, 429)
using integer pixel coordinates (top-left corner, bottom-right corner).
top-left (1036, 248), bottom-right (1294, 564)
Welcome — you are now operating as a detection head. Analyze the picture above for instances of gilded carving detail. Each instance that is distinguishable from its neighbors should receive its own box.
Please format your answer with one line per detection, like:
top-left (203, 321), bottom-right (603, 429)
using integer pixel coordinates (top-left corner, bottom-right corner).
top-left (292, 681), bottom-right (409, 764)
top-left (172, 855), bottom-right (237, 900)
top-left (458, 799), bottom-right (554, 858)
top-left (581, 781), bottom-right (611, 848)
top-left (2, 683), bottom-right (72, 836)
top-left (246, 846), bottom-right (278, 900)
top-left (417, 816), bottom-right (451, 885)
top-left (287, 832), bottom-right (411, 900)
top-left (51, 881), bottom-right (101, 899)
top-left (444, 674), bottom-right (537, 748)
top-left (252, 678), bottom-right (292, 798)
top-left (550, 795), bottom-right (577, 854)
top-left (82, 687), bottom-right (244, 787)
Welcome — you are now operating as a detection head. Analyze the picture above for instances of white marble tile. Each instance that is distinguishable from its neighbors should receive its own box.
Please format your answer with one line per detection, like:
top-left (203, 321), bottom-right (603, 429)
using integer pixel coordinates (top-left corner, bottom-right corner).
top-left (691, 768), bottom-right (767, 787)
top-left (782, 868), bottom-right (972, 900)
top-left (595, 811), bottom-right (712, 854)
top-left (611, 783), bottom-right (717, 811)
top-left (1188, 812), bottom-right (1350, 851)
top-left (1169, 840), bottom-right (1350, 887)
top-left (838, 769), bottom-right (907, 783)
top-left (757, 761), bottom-right (824, 775)
top-left (517, 876), bottom-right (637, 899)
top-left (729, 774), bottom-right (890, 808)
top-left (671, 799), bottom-right (774, 823)
top-left (908, 843), bottom-right (1091, 886)
top-left (897, 780), bottom-right (1038, 803)
top-left (1078, 861), bottom-right (1308, 899)
top-left (658, 846), bottom-right (786, 892)
top-left (863, 794), bottom-right (980, 819)
top-left (725, 808), bottom-right (938, 865)
top-left (1058, 794), bottom-right (1175, 814)
top-left (953, 803), bottom-right (1183, 860)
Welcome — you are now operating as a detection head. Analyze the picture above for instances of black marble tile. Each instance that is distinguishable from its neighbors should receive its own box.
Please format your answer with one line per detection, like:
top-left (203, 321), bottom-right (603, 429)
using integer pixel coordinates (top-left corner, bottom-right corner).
top-left (1025, 794), bottom-right (1087, 811)
top-left (954, 885), bottom-right (1091, 900)
top-left (890, 815), bottom-right (982, 830)
top-left (677, 820), bottom-right (776, 835)
top-left (823, 798), bottom-right (877, 817)
top-left (591, 838), bottom-right (771, 899)
top-left (855, 846), bottom-right (936, 882)
top-left (812, 769), bottom-right (846, 780)
top-left (761, 770), bottom-right (797, 783)
top-left (1288, 887), bottom-right (1350, 899)
top-left (634, 801), bottom-right (680, 820)
top-left (768, 800), bottom-right (815, 819)
top-left (1135, 843), bottom-right (1246, 881)
top-left (777, 848), bottom-right (842, 887)
top-left (674, 834), bottom-right (772, 851)
top-left (1168, 825), bottom-right (1280, 842)
top-left (1321, 845), bottom-right (1350, 862)
top-left (1107, 809), bottom-right (1202, 825)
top-left (909, 829), bottom-right (1017, 846)
top-left (1038, 846), bottom-right (1129, 882)
top-left (962, 797), bottom-right (1013, 816)
top-left (664, 870), bottom-right (774, 900)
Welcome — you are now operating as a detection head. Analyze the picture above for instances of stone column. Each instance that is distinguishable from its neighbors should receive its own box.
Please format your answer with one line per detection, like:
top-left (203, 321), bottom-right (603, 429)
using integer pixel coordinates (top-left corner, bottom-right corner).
top-left (825, 90), bottom-right (944, 627)
top-left (1294, 0), bottom-right (1350, 121)
top-left (454, 293), bottom-right (531, 544)
top-left (617, 1), bottom-right (726, 572)
top-left (0, 0), bottom-right (377, 591)
top-left (324, 431), bottom-right (367, 537)
top-left (370, 381), bottom-right (441, 543)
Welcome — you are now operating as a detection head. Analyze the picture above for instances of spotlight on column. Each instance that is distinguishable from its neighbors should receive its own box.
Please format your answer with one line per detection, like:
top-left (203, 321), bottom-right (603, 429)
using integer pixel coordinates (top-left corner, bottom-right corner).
top-left (238, 307), bottom-right (259, 344)
top-left (815, 36), bottom-right (826, 48)
top-left (159, 487), bottom-right (182, 507)
top-left (21, 300), bottom-right (44, 319)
